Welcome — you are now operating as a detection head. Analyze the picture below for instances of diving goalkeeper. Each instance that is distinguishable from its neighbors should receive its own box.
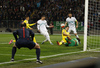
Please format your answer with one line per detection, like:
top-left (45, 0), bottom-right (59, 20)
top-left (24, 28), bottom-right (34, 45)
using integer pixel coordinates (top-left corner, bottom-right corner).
top-left (64, 37), bottom-right (79, 46)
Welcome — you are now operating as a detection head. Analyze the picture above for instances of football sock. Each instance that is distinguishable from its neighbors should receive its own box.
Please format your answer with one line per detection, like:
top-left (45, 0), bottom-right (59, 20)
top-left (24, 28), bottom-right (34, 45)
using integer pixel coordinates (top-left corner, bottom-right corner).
top-left (49, 41), bottom-right (52, 44)
top-left (59, 42), bottom-right (62, 45)
top-left (13, 40), bottom-right (16, 43)
top-left (33, 37), bottom-right (37, 43)
top-left (48, 38), bottom-right (52, 44)
top-left (43, 39), bottom-right (48, 42)
top-left (11, 47), bottom-right (16, 59)
top-left (36, 48), bottom-right (40, 60)
top-left (76, 35), bottom-right (79, 38)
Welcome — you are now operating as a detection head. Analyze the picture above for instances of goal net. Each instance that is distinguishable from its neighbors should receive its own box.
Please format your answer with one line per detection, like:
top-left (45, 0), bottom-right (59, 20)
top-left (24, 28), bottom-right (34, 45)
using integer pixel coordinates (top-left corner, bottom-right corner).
top-left (84, 0), bottom-right (100, 51)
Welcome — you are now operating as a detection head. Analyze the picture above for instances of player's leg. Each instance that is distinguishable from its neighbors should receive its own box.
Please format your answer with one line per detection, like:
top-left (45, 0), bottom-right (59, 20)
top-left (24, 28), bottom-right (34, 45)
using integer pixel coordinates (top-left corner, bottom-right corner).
top-left (41, 38), bottom-right (48, 44)
top-left (41, 31), bottom-right (53, 45)
top-left (34, 43), bottom-right (43, 64)
top-left (57, 40), bottom-right (64, 45)
top-left (9, 39), bottom-right (16, 44)
top-left (57, 38), bottom-right (67, 46)
top-left (11, 43), bottom-right (17, 61)
top-left (74, 33), bottom-right (80, 44)
top-left (45, 32), bottom-right (53, 45)
top-left (72, 28), bottom-right (81, 44)
top-left (33, 37), bottom-right (37, 43)
top-left (11, 40), bottom-right (22, 61)
top-left (41, 32), bottom-right (48, 44)
top-left (68, 27), bottom-right (71, 33)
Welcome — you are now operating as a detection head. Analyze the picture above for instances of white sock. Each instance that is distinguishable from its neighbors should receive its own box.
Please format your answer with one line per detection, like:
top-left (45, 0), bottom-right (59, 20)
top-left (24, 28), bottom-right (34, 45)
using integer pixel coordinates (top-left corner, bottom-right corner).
top-left (43, 39), bottom-right (48, 42)
top-left (76, 35), bottom-right (79, 38)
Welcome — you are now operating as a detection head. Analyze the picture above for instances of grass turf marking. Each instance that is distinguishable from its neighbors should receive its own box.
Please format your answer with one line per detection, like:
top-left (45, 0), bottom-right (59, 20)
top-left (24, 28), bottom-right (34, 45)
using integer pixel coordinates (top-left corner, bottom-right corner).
top-left (0, 51), bottom-right (84, 65)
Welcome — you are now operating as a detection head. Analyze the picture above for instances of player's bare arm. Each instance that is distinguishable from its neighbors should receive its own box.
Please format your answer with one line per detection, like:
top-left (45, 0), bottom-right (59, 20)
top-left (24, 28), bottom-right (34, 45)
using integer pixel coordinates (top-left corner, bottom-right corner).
top-left (76, 21), bottom-right (78, 28)
top-left (63, 32), bottom-right (69, 36)
top-left (49, 25), bottom-right (54, 28)
top-left (65, 22), bottom-right (67, 26)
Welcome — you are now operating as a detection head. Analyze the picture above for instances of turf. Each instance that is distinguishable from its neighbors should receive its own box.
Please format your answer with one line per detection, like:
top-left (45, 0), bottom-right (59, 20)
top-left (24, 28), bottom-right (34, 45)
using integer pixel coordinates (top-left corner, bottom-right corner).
top-left (0, 33), bottom-right (99, 68)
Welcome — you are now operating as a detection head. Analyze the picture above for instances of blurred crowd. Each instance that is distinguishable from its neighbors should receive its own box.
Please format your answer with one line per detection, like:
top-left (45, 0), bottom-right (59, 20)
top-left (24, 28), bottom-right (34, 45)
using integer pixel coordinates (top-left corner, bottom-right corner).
top-left (0, 0), bottom-right (85, 22)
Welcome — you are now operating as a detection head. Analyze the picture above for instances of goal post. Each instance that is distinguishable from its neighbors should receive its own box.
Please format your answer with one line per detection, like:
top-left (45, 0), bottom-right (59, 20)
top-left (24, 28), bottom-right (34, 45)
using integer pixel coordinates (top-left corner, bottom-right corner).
top-left (84, 0), bottom-right (88, 51)
top-left (84, 0), bottom-right (100, 51)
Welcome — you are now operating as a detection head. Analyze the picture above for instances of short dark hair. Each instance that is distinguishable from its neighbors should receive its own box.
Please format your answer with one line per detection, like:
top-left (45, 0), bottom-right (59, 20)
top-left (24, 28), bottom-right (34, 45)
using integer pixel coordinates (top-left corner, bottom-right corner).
top-left (25, 16), bottom-right (29, 18)
top-left (20, 23), bottom-right (26, 27)
top-left (68, 13), bottom-right (72, 14)
top-left (41, 15), bottom-right (46, 17)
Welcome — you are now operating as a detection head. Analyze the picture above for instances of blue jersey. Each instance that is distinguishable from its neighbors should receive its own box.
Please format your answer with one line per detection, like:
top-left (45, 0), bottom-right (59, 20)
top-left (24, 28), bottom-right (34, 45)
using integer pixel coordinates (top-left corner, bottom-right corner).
top-left (13, 27), bottom-right (34, 41)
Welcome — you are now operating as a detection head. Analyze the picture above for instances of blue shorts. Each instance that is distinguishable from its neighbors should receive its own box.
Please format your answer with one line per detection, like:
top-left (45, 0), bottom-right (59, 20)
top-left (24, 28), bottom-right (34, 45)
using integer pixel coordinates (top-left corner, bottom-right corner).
top-left (16, 39), bottom-right (36, 50)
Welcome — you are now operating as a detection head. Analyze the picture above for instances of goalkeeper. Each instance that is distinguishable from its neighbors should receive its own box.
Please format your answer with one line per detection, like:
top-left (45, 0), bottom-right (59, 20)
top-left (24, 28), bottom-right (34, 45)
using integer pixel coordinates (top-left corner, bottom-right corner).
top-left (64, 37), bottom-right (79, 46)
top-left (9, 16), bottom-right (37, 44)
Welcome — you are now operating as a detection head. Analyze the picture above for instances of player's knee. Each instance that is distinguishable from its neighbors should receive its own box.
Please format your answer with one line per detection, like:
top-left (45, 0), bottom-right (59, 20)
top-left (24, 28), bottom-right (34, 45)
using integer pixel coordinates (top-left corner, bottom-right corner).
top-left (34, 44), bottom-right (40, 49)
top-left (13, 44), bottom-right (16, 47)
top-left (37, 45), bottom-right (40, 48)
top-left (74, 33), bottom-right (77, 36)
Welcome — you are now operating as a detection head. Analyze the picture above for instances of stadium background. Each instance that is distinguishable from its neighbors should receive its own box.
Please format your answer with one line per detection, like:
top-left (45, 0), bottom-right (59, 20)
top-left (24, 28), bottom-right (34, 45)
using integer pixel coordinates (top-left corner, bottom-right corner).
top-left (0, 0), bottom-right (100, 68)
top-left (0, 0), bottom-right (85, 33)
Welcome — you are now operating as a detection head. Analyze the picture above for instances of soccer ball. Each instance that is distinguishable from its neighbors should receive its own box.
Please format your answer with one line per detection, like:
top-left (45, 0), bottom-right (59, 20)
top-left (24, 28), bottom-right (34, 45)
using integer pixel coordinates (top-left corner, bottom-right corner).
top-left (61, 23), bottom-right (65, 28)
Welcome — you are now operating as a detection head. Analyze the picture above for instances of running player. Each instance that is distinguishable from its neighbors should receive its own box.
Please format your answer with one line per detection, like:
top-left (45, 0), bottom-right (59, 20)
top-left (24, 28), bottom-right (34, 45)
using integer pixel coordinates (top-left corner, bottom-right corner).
top-left (37, 16), bottom-right (54, 45)
top-left (65, 13), bottom-right (81, 44)
top-left (11, 23), bottom-right (42, 64)
top-left (57, 26), bottom-right (70, 45)
top-left (9, 16), bottom-right (37, 44)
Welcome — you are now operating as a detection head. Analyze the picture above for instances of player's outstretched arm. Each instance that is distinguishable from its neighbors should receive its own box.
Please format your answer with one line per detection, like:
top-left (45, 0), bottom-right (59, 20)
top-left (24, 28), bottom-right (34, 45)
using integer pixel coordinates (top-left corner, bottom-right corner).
top-left (13, 31), bottom-right (18, 41)
top-left (46, 21), bottom-right (54, 28)
top-left (49, 25), bottom-right (54, 28)
top-left (65, 22), bottom-right (67, 26)
top-left (63, 32), bottom-right (70, 36)
top-left (29, 23), bottom-right (36, 26)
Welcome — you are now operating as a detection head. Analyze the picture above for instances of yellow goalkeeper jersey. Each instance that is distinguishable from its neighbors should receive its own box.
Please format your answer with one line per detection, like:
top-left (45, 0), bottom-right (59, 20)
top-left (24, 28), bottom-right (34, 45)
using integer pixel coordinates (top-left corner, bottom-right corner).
top-left (24, 20), bottom-right (35, 29)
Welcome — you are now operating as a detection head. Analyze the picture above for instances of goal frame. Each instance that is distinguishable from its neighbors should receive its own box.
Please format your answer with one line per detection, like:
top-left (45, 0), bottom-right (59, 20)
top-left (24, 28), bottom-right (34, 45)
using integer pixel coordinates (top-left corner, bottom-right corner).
top-left (83, 0), bottom-right (89, 51)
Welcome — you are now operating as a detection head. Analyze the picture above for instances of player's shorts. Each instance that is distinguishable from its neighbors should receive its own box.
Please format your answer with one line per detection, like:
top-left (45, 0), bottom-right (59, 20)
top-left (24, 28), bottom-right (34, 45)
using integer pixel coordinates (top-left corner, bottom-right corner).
top-left (15, 39), bottom-right (36, 50)
top-left (62, 38), bottom-right (67, 43)
top-left (68, 27), bottom-right (77, 34)
top-left (41, 31), bottom-right (50, 38)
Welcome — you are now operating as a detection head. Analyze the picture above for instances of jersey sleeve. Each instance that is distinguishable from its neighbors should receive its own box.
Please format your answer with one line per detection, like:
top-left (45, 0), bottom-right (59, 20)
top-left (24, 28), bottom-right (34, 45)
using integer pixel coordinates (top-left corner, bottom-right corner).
top-left (13, 30), bottom-right (18, 41)
top-left (45, 21), bottom-right (49, 28)
top-left (37, 24), bottom-right (40, 30)
top-left (29, 23), bottom-right (36, 26)
top-left (74, 17), bottom-right (77, 22)
top-left (24, 20), bottom-right (31, 29)
top-left (37, 20), bottom-right (40, 30)
top-left (24, 20), bottom-right (27, 24)
top-left (66, 18), bottom-right (68, 22)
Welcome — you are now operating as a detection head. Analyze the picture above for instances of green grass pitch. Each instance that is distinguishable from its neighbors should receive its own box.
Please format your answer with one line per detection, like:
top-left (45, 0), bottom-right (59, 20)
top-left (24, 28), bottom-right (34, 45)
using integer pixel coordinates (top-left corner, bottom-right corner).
top-left (0, 33), bottom-right (99, 68)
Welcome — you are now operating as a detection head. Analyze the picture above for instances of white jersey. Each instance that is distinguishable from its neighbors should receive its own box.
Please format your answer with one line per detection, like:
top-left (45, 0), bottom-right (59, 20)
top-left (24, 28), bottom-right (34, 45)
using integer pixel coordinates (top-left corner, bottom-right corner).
top-left (66, 17), bottom-right (77, 28)
top-left (37, 19), bottom-right (49, 32)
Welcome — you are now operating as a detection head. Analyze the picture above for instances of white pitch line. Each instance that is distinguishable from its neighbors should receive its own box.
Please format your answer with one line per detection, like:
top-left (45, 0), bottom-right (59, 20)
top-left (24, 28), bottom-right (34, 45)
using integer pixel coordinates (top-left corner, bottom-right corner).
top-left (0, 51), bottom-right (84, 65)
top-left (0, 54), bottom-right (34, 57)
top-left (0, 42), bottom-right (9, 44)
top-left (0, 40), bottom-right (55, 44)
top-left (87, 48), bottom-right (100, 51)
